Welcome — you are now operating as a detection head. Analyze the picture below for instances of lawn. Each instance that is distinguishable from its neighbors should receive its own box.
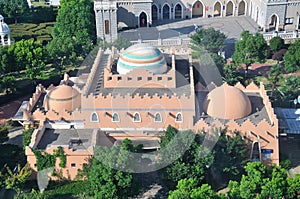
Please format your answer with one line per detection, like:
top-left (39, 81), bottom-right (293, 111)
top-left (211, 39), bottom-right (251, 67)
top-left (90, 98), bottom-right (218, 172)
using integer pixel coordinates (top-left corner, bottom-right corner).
top-left (10, 22), bottom-right (54, 44)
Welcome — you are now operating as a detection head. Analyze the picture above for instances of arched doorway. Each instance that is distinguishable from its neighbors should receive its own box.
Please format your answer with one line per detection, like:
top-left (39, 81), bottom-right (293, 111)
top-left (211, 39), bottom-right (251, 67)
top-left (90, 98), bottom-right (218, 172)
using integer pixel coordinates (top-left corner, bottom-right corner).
top-left (152, 5), bottom-right (158, 21)
top-left (238, 0), bottom-right (246, 16)
top-left (192, 1), bottom-right (204, 18)
top-left (250, 141), bottom-right (261, 162)
top-left (214, 2), bottom-right (221, 17)
top-left (269, 14), bottom-right (279, 31)
top-left (226, 1), bottom-right (233, 16)
top-left (139, 12), bottom-right (147, 27)
top-left (174, 4), bottom-right (182, 19)
top-left (162, 4), bottom-right (170, 19)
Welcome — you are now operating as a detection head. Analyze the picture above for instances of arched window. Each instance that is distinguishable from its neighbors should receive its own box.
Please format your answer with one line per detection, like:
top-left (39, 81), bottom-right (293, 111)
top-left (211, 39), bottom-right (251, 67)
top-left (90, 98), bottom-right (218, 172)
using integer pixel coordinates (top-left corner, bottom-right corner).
top-left (91, 112), bottom-right (99, 122)
top-left (133, 112), bottom-right (141, 122)
top-left (175, 112), bottom-right (183, 122)
top-left (154, 112), bottom-right (162, 122)
top-left (112, 113), bottom-right (120, 122)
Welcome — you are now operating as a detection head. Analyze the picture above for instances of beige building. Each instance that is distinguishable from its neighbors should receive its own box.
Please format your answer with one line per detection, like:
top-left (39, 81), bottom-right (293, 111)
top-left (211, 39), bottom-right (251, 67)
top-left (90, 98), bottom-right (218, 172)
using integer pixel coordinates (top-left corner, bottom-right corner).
top-left (14, 44), bottom-right (279, 180)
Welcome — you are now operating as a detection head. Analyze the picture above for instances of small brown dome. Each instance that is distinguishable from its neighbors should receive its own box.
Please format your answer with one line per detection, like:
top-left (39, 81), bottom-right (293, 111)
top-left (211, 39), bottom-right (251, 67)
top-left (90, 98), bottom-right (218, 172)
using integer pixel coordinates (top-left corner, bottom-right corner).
top-left (203, 84), bottom-right (252, 119)
top-left (44, 84), bottom-right (81, 112)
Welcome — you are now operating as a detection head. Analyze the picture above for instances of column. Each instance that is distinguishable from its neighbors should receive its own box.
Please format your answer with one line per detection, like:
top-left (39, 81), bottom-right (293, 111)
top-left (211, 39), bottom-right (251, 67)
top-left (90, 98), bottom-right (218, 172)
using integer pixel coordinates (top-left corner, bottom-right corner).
top-left (7, 34), bottom-right (11, 45)
top-left (1, 35), bottom-right (4, 46)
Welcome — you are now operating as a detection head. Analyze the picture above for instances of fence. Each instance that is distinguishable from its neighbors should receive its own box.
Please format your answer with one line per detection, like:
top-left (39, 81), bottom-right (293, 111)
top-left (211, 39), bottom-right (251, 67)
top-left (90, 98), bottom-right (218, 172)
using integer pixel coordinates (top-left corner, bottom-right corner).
top-left (263, 31), bottom-right (299, 44)
top-left (130, 38), bottom-right (191, 47)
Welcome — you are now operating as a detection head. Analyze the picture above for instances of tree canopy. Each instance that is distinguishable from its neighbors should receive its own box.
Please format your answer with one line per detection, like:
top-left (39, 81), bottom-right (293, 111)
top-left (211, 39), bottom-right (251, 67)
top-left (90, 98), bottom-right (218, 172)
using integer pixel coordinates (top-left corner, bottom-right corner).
top-left (191, 28), bottom-right (227, 81)
top-left (283, 39), bottom-right (300, 73)
top-left (190, 27), bottom-right (226, 54)
top-left (169, 178), bottom-right (223, 199)
top-left (232, 31), bottom-right (268, 71)
top-left (48, 0), bottom-right (95, 71)
top-left (0, 0), bottom-right (28, 24)
top-left (9, 40), bottom-right (47, 84)
top-left (269, 36), bottom-right (285, 52)
top-left (228, 162), bottom-right (300, 199)
top-left (87, 139), bottom-right (142, 198)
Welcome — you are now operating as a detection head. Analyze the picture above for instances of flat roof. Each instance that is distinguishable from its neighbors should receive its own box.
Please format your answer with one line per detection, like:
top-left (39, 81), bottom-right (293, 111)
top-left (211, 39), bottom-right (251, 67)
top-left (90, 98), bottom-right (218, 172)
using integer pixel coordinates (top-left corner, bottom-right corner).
top-left (275, 108), bottom-right (300, 134)
top-left (86, 54), bottom-right (192, 97)
top-left (37, 129), bottom-right (95, 150)
top-left (12, 101), bottom-right (28, 121)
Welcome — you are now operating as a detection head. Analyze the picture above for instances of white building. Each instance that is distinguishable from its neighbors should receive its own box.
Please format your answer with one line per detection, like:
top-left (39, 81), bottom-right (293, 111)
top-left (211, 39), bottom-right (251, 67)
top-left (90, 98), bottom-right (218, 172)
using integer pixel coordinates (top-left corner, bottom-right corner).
top-left (94, 0), bottom-right (300, 41)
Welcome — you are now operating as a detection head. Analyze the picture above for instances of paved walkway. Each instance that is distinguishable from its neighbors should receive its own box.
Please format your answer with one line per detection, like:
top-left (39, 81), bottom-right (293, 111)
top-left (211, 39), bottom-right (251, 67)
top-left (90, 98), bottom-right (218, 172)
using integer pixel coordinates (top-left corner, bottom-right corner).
top-left (120, 16), bottom-right (258, 42)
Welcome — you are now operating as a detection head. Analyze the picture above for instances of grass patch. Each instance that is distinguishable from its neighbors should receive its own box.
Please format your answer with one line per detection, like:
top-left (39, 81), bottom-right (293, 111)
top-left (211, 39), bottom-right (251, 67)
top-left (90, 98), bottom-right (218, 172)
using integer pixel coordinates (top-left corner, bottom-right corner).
top-left (10, 22), bottom-right (54, 43)
top-left (43, 180), bottom-right (91, 198)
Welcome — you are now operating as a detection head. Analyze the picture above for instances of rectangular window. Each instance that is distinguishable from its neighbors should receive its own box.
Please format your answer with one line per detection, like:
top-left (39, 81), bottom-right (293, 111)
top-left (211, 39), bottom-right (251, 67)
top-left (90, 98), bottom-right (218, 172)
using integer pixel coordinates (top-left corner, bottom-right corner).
top-left (147, 77), bottom-right (152, 81)
top-left (128, 77), bottom-right (132, 81)
top-left (138, 77), bottom-right (142, 81)
top-left (71, 163), bottom-right (76, 168)
top-left (157, 77), bottom-right (162, 81)
top-left (285, 18), bottom-right (294, 24)
top-left (108, 77), bottom-right (112, 81)
top-left (105, 20), bottom-right (110, 35)
top-left (118, 77), bottom-right (122, 80)
top-left (167, 77), bottom-right (172, 81)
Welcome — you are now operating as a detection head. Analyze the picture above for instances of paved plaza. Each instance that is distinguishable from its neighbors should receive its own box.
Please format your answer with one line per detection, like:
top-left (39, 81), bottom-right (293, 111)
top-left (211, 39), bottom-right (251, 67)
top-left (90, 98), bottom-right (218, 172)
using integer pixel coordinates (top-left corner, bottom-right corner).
top-left (120, 16), bottom-right (258, 42)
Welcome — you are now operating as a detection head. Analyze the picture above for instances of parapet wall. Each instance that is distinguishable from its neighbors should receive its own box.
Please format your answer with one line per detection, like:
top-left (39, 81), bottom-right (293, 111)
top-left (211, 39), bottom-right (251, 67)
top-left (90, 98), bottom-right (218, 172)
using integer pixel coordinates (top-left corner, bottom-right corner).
top-left (25, 84), bottom-right (45, 113)
top-left (104, 68), bottom-right (176, 88)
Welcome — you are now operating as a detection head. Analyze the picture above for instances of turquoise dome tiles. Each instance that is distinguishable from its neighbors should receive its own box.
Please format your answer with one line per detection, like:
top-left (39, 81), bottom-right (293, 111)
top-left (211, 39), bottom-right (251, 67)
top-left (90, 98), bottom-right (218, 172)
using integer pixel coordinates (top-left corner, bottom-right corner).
top-left (117, 44), bottom-right (168, 75)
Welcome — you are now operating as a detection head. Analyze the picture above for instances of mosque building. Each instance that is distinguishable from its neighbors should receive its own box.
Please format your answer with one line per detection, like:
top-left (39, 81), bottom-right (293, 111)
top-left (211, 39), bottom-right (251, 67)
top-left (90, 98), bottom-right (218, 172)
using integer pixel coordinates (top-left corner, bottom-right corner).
top-left (14, 44), bottom-right (279, 180)
top-left (94, 0), bottom-right (300, 42)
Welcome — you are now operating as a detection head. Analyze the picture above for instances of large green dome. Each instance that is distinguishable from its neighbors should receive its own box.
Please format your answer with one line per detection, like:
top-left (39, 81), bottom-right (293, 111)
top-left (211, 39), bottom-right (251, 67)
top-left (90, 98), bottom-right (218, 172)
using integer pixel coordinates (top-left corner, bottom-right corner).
top-left (117, 44), bottom-right (167, 75)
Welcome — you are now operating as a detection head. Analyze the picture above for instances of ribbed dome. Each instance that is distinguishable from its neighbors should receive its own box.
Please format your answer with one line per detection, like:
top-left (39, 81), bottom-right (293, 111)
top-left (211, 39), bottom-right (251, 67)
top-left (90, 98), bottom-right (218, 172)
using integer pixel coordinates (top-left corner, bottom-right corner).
top-left (117, 44), bottom-right (167, 75)
top-left (44, 84), bottom-right (81, 112)
top-left (203, 84), bottom-right (252, 119)
top-left (0, 15), bottom-right (10, 35)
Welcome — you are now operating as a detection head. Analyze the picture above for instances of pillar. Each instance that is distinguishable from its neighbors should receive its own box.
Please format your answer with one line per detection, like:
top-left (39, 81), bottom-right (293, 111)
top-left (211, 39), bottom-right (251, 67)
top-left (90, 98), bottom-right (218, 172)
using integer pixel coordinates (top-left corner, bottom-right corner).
top-left (1, 35), bottom-right (4, 46)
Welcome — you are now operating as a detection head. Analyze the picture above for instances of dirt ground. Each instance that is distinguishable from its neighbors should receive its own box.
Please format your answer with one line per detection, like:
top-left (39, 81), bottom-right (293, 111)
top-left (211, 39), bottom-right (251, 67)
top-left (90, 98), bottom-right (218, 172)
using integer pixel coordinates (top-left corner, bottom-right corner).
top-left (0, 95), bottom-right (30, 125)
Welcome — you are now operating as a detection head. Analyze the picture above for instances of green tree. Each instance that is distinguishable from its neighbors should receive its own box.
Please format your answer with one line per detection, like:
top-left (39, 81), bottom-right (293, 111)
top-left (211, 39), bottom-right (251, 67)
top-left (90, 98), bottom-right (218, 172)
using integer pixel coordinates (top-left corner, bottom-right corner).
top-left (228, 162), bottom-right (296, 199)
top-left (9, 40), bottom-right (47, 84)
top-left (190, 28), bottom-right (226, 54)
top-left (283, 39), bottom-right (300, 73)
top-left (160, 127), bottom-right (214, 187)
top-left (191, 28), bottom-right (227, 77)
top-left (88, 141), bottom-right (137, 198)
top-left (287, 174), bottom-right (300, 198)
top-left (274, 75), bottom-right (300, 103)
top-left (222, 64), bottom-right (243, 85)
top-left (269, 36), bottom-right (285, 52)
top-left (232, 31), bottom-right (268, 77)
top-left (213, 130), bottom-right (247, 182)
top-left (169, 178), bottom-right (221, 199)
top-left (268, 64), bottom-right (282, 95)
top-left (259, 165), bottom-right (288, 199)
top-left (4, 163), bottom-right (32, 195)
top-left (1, 75), bottom-right (16, 94)
top-left (48, 0), bottom-right (95, 71)
top-left (0, 125), bottom-right (9, 143)
top-left (0, 47), bottom-right (15, 74)
top-left (0, 0), bottom-right (28, 24)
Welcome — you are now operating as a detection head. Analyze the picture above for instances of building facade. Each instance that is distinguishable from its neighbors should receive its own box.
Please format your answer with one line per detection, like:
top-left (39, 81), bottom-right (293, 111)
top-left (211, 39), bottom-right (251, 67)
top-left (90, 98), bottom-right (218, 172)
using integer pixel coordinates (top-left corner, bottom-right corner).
top-left (94, 0), bottom-right (300, 41)
top-left (14, 44), bottom-right (279, 180)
